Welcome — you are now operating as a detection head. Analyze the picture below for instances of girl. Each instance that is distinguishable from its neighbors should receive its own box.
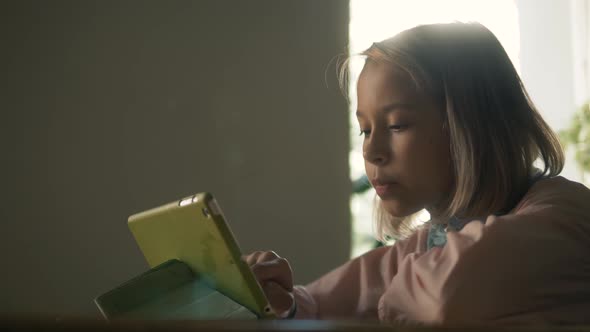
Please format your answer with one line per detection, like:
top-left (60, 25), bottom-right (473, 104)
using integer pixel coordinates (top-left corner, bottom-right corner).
top-left (244, 22), bottom-right (590, 325)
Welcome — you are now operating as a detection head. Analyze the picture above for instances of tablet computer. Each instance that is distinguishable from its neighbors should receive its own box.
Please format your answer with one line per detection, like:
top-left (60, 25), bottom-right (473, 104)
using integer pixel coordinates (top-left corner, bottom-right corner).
top-left (128, 192), bottom-right (274, 319)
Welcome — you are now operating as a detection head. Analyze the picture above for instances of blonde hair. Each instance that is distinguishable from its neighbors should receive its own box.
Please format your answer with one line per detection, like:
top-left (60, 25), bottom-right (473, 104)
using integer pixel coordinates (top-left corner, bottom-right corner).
top-left (344, 23), bottom-right (564, 241)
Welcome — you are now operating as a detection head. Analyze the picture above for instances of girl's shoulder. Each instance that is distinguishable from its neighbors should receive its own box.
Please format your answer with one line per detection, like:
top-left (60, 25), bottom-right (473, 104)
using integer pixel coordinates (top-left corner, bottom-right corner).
top-left (513, 175), bottom-right (590, 217)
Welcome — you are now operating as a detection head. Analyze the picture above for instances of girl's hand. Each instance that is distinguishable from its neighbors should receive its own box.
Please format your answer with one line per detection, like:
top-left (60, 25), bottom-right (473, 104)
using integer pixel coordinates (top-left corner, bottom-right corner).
top-left (242, 250), bottom-right (295, 317)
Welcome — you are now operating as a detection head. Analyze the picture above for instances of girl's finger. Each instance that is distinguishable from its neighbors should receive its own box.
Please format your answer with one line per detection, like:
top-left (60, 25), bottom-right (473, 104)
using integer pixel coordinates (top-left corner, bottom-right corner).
top-left (251, 258), bottom-right (293, 291)
top-left (255, 251), bottom-right (280, 264)
top-left (262, 281), bottom-right (295, 317)
top-left (242, 251), bottom-right (264, 266)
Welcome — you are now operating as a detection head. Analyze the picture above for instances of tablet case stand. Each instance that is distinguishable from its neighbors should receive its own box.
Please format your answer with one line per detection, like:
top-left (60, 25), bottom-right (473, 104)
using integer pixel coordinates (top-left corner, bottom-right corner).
top-left (94, 259), bottom-right (257, 320)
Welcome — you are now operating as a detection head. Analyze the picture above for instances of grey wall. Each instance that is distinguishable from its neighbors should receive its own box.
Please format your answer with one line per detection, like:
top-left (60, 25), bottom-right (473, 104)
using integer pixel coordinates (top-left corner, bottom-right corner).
top-left (0, 0), bottom-right (350, 316)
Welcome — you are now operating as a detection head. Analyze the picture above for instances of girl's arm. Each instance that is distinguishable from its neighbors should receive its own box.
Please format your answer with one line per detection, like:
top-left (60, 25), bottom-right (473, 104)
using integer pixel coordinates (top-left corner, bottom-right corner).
top-left (293, 228), bottom-right (429, 320)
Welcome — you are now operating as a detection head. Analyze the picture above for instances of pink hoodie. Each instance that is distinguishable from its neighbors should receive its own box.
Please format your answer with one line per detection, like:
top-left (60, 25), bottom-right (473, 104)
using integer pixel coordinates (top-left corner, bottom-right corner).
top-left (293, 176), bottom-right (590, 325)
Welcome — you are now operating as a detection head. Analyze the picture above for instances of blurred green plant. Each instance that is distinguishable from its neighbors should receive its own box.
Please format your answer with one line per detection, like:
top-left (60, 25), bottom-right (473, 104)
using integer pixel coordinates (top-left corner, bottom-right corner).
top-left (559, 102), bottom-right (590, 175)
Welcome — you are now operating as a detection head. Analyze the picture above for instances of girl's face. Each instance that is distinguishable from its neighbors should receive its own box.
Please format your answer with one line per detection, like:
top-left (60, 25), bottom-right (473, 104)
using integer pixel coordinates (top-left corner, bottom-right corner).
top-left (357, 61), bottom-right (452, 218)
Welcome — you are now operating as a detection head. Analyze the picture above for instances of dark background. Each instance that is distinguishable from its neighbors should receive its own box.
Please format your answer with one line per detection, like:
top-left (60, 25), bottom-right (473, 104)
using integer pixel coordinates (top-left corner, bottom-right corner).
top-left (0, 0), bottom-right (350, 316)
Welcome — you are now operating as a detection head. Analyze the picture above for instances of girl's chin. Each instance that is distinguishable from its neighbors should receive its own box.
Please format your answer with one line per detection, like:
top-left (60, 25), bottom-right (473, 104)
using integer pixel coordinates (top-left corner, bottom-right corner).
top-left (381, 200), bottom-right (423, 219)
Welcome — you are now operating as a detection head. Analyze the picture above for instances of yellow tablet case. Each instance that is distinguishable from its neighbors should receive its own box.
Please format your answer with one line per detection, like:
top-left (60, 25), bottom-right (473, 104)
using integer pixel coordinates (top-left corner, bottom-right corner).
top-left (126, 193), bottom-right (274, 319)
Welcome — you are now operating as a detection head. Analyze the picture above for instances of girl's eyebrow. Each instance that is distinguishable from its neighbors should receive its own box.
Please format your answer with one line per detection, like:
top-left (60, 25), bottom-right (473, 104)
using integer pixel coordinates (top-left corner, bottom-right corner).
top-left (356, 102), bottom-right (414, 117)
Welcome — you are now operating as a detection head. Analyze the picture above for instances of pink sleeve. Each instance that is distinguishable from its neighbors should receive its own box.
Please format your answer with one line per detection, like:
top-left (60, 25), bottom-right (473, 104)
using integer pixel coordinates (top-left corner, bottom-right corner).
top-left (292, 229), bottom-right (429, 320)
top-left (379, 177), bottom-right (590, 325)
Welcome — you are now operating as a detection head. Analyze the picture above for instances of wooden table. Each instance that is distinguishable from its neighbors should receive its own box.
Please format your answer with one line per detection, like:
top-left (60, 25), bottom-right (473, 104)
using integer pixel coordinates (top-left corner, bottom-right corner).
top-left (2, 317), bottom-right (590, 332)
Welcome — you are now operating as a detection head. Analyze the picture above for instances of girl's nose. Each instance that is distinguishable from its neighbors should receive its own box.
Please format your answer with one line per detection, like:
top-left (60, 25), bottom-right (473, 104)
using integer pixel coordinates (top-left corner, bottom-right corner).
top-left (363, 133), bottom-right (390, 166)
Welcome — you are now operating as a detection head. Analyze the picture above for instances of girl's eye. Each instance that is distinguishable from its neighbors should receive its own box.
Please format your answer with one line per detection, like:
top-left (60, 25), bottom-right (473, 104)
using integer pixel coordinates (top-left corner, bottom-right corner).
top-left (359, 129), bottom-right (370, 137)
top-left (359, 124), bottom-right (408, 137)
top-left (388, 124), bottom-right (408, 131)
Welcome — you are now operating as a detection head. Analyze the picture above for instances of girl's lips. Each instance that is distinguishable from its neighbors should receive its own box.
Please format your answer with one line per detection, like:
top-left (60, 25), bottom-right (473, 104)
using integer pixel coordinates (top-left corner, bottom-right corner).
top-left (373, 183), bottom-right (398, 196)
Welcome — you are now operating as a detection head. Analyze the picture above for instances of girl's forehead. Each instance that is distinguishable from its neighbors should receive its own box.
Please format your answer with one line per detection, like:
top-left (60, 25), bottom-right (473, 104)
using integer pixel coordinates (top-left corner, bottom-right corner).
top-left (360, 60), bottom-right (407, 79)
top-left (358, 61), bottom-right (420, 100)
